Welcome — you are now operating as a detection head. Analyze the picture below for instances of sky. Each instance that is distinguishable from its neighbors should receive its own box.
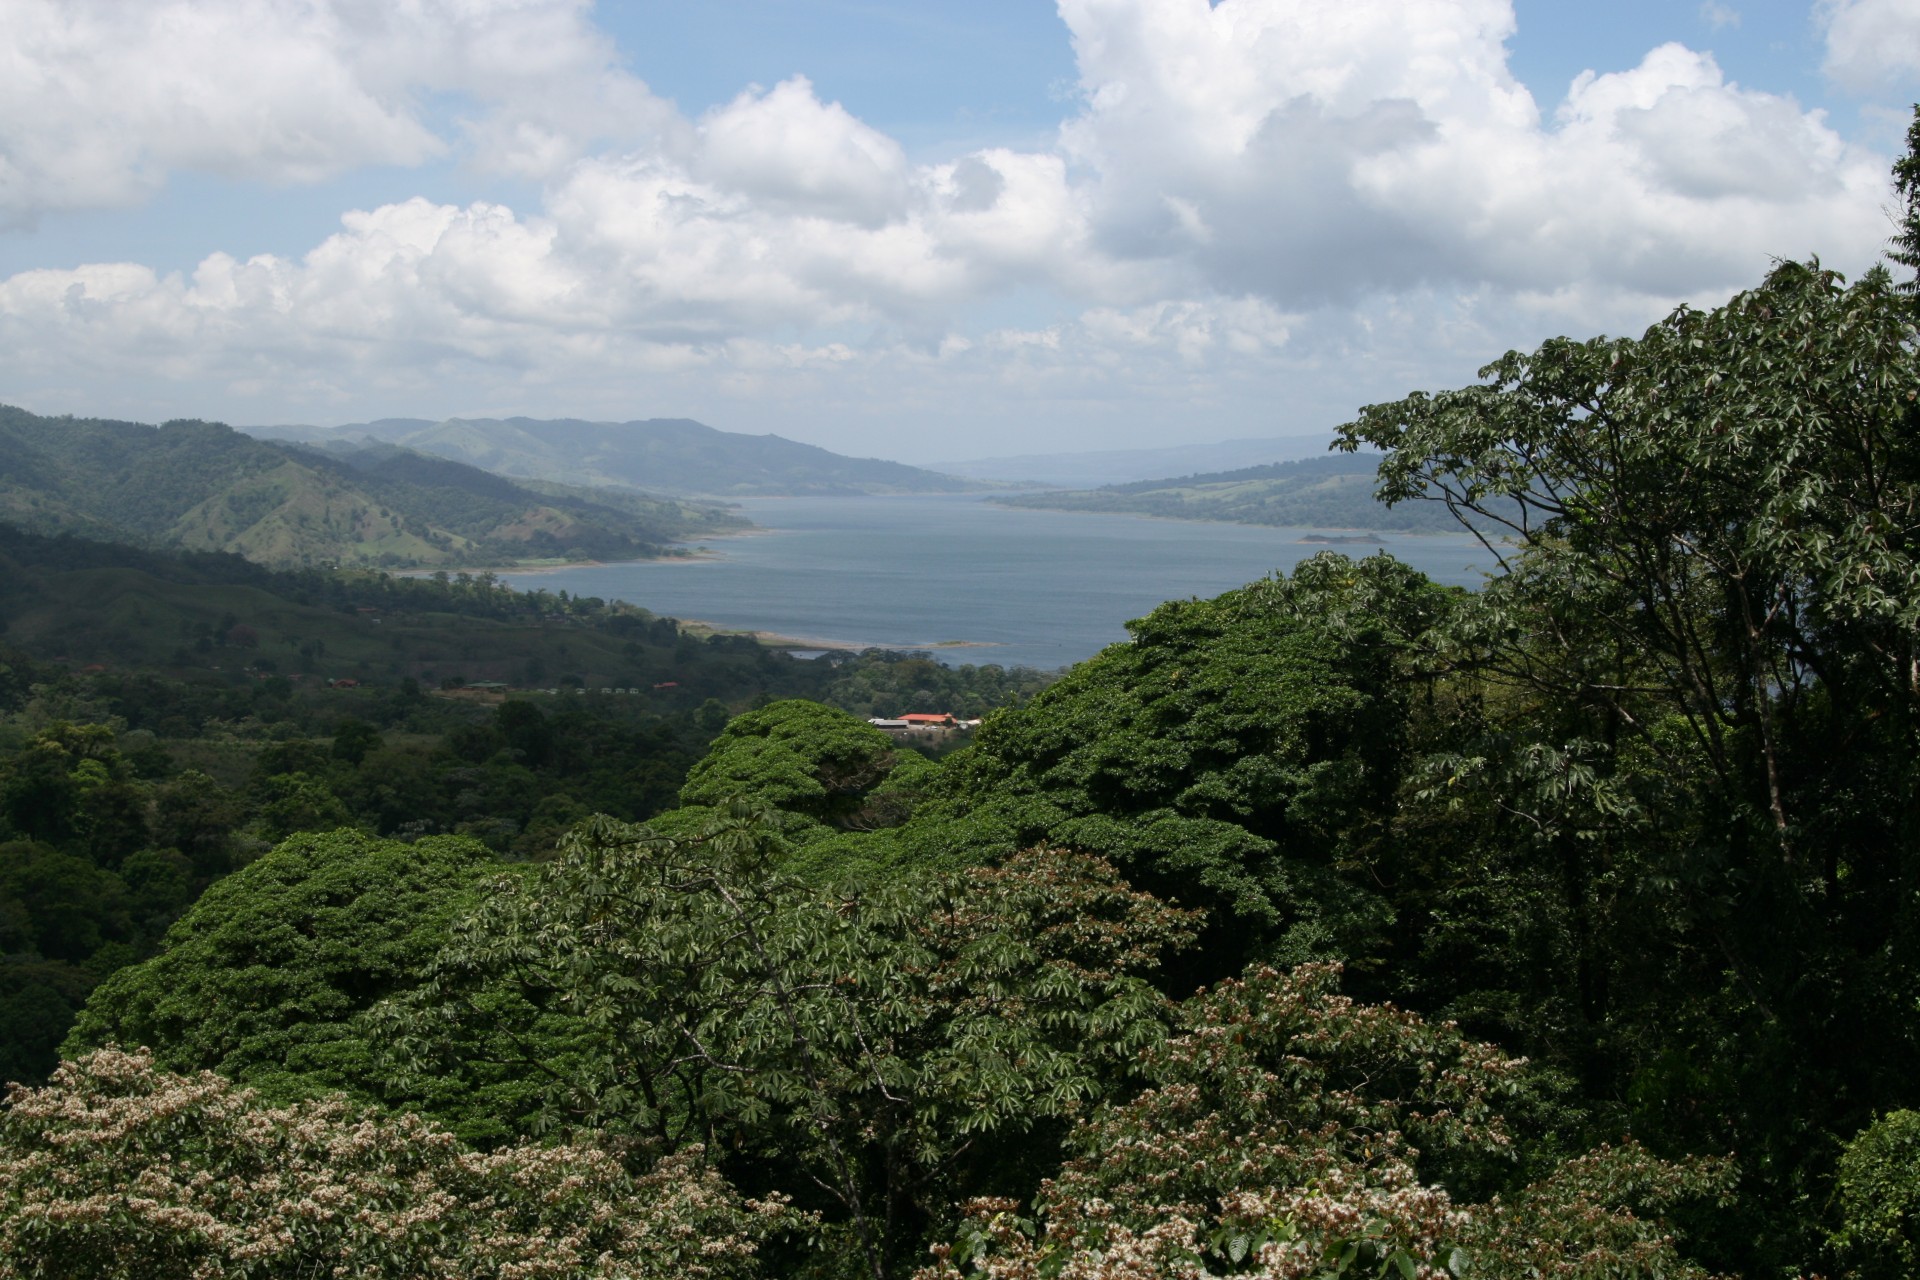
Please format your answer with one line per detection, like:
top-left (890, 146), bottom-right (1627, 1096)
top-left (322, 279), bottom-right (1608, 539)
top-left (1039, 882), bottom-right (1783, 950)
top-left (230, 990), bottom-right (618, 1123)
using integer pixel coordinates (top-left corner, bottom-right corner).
top-left (1, 0), bottom-right (1916, 463)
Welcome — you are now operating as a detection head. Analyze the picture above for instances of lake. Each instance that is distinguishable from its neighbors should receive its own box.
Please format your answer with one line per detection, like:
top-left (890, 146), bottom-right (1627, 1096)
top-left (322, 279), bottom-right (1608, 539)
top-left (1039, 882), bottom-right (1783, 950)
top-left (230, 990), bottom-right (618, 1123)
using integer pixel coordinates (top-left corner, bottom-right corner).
top-left (496, 495), bottom-right (1500, 671)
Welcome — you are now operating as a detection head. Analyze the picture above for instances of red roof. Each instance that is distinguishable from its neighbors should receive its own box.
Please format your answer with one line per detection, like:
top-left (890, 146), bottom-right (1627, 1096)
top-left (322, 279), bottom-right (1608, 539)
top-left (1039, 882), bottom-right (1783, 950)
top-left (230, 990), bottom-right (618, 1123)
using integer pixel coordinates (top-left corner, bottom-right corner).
top-left (900, 713), bottom-right (954, 723)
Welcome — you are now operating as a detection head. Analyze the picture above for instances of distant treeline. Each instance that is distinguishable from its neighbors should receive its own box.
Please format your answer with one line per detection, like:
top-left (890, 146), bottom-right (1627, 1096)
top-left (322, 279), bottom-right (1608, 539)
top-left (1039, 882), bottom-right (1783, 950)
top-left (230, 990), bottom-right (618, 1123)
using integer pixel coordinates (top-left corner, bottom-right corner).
top-left (0, 521), bottom-right (1056, 1085)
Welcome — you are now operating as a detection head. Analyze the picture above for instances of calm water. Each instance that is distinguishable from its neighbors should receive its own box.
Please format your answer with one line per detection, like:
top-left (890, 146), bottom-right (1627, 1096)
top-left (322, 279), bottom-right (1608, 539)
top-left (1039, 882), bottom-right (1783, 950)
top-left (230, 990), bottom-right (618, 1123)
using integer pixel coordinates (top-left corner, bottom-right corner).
top-left (497, 495), bottom-right (1499, 670)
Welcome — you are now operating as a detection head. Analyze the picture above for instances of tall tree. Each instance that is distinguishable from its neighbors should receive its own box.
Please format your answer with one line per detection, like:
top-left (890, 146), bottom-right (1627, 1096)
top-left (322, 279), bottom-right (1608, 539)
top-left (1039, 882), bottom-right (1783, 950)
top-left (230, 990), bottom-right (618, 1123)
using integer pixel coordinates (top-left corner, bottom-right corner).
top-left (1892, 103), bottom-right (1920, 294)
top-left (1337, 256), bottom-right (1920, 1267)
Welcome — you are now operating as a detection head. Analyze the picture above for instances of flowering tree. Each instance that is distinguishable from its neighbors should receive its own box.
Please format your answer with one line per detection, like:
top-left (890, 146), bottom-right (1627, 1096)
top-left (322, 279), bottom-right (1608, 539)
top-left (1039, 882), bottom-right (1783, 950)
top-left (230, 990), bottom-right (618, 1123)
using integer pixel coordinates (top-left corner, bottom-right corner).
top-left (920, 965), bottom-right (1731, 1280)
top-left (0, 1047), bottom-right (798, 1280)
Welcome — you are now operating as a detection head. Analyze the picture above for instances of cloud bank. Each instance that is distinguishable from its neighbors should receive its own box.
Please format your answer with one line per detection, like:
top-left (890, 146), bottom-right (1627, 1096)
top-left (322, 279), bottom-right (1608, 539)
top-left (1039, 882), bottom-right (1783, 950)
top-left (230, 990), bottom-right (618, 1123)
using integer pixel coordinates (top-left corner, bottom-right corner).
top-left (1820, 0), bottom-right (1920, 92)
top-left (0, 0), bottom-right (1903, 455)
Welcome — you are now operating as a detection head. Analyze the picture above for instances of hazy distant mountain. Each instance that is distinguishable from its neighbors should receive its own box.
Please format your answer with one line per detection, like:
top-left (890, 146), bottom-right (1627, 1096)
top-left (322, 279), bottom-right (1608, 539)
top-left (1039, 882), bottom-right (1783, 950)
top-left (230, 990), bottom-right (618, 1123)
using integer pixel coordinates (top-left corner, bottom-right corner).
top-left (248, 416), bottom-right (978, 497)
top-left (928, 433), bottom-right (1335, 488)
top-left (0, 405), bottom-right (742, 570)
top-left (997, 452), bottom-right (1463, 533)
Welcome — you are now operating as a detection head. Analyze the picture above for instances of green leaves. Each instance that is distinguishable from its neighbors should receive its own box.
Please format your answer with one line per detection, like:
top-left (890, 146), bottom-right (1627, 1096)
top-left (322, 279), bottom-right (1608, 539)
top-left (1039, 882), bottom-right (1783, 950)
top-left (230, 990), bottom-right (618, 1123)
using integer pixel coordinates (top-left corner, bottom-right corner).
top-left (1829, 1109), bottom-right (1920, 1279)
top-left (892, 554), bottom-right (1449, 975)
top-left (374, 804), bottom-right (1196, 1277)
top-left (678, 701), bottom-right (904, 825)
top-left (63, 829), bottom-right (499, 1114)
top-left (1333, 253), bottom-right (1920, 1272)
top-left (922, 966), bottom-right (1726, 1280)
top-left (1892, 106), bottom-right (1920, 296)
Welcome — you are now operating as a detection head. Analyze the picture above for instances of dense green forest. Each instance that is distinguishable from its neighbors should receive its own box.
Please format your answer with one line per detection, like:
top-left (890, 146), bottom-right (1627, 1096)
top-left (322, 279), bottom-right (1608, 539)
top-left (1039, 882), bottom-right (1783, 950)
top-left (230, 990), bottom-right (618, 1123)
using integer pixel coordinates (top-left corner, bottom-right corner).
top-left (5, 115), bottom-right (1920, 1280)
top-left (254, 413), bottom-right (983, 497)
top-left (0, 527), bottom-right (1053, 1092)
top-left (998, 451), bottom-right (1465, 532)
top-left (0, 404), bottom-right (744, 569)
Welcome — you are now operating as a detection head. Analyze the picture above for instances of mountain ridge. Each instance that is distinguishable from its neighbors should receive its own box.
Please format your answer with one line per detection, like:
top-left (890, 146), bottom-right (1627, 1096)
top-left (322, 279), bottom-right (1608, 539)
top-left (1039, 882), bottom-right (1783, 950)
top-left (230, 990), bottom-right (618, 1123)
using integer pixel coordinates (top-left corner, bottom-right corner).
top-left (247, 415), bottom-right (980, 497)
top-left (0, 405), bottom-right (743, 571)
top-left (927, 432), bottom-right (1336, 488)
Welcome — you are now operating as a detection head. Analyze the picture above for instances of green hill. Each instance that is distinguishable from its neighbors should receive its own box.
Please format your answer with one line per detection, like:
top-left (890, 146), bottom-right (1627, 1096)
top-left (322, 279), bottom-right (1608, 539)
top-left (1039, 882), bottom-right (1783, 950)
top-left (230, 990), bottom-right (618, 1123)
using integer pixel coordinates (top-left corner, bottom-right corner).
top-left (0, 405), bottom-right (744, 570)
top-left (0, 521), bottom-right (1059, 702)
top-left (0, 519), bottom-right (752, 691)
top-left (252, 415), bottom-right (978, 497)
top-left (996, 451), bottom-right (1464, 532)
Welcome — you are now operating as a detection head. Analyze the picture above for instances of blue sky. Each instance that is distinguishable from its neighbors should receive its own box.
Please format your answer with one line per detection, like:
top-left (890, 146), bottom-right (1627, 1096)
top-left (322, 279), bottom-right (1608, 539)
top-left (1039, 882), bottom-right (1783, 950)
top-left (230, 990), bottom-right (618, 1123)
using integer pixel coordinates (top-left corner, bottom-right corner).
top-left (0, 0), bottom-right (1914, 461)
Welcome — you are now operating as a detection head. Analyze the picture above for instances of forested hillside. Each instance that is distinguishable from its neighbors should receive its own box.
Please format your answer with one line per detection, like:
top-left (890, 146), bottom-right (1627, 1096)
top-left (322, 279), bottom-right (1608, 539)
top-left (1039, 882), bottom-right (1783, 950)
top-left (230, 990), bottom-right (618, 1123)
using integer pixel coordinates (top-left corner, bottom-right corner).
top-left (0, 405), bottom-right (743, 569)
top-left (256, 414), bottom-right (980, 496)
top-left (998, 451), bottom-right (1464, 531)
top-left (6, 115), bottom-right (1920, 1280)
top-left (0, 524), bottom-right (1054, 1089)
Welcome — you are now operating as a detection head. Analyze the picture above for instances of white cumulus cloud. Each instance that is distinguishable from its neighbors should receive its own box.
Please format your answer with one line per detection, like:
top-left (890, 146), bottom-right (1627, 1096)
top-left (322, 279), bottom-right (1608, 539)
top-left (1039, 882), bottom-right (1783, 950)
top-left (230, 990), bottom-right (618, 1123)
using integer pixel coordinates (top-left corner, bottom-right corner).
top-left (0, 0), bottom-right (676, 226)
top-left (1056, 0), bottom-right (1888, 310)
top-left (695, 77), bottom-right (913, 226)
top-left (0, 0), bottom-right (1905, 456)
top-left (1820, 0), bottom-right (1920, 92)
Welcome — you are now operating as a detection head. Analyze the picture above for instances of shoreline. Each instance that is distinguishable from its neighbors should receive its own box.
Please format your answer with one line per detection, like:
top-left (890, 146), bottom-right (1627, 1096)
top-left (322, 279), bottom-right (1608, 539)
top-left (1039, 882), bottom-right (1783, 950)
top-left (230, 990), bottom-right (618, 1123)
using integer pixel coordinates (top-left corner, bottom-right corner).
top-left (389, 517), bottom-right (784, 578)
top-left (379, 494), bottom-right (1494, 672)
top-left (393, 547), bottom-right (732, 578)
top-left (675, 616), bottom-right (1004, 654)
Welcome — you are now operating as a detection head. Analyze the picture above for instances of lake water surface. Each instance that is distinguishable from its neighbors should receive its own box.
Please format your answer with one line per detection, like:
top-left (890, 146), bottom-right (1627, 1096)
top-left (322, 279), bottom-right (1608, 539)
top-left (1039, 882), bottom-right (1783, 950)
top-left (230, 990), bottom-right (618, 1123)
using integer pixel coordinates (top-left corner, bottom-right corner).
top-left (496, 495), bottom-right (1500, 671)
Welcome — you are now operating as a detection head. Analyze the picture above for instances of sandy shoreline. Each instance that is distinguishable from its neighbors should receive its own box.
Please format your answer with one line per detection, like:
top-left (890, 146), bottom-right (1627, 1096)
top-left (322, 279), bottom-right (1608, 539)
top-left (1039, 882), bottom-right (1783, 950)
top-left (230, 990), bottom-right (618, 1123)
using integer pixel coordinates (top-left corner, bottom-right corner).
top-left (393, 547), bottom-right (731, 578)
top-left (675, 617), bottom-right (1003, 654)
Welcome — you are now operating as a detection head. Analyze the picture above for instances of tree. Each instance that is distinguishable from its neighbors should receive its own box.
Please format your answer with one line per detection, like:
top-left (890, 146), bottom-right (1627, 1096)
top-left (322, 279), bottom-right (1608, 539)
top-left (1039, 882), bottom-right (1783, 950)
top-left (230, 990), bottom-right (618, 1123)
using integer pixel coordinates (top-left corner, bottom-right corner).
top-left (884, 554), bottom-right (1452, 978)
top-left (0, 841), bottom-right (129, 963)
top-left (371, 805), bottom-right (1197, 1280)
top-left (922, 966), bottom-right (1731, 1280)
top-left (0, 960), bottom-right (95, 1091)
top-left (1344, 260), bottom-right (1920, 866)
top-left (65, 830), bottom-right (499, 1108)
top-left (0, 724), bottom-right (125, 847)
top-left (149, 770), bottom-right (240, 879)
top-left (1336, 257), bottom-right (1920, 1267)
top-left (0, 1046), bottom-right (795, 1280)
top-left (1892, 104), bottom-right (1920, 295)
top-left (678, 700), bottom-right (905, 826)
top-left (1831, 1110), bottom-right (1920, 1279)
top-left (496, 697), bottom-right (555, 766)
top-left (249, 772), bottom-right (354, 842)
top-left (329, 717), bottom-right (382, 765)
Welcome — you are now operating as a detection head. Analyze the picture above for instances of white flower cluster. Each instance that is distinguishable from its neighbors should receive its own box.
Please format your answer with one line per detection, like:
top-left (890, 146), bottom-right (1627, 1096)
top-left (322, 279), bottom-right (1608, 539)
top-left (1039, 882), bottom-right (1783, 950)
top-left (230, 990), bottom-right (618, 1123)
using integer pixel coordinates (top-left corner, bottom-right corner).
top-left (0, 1047), bottom-right (799, 1280)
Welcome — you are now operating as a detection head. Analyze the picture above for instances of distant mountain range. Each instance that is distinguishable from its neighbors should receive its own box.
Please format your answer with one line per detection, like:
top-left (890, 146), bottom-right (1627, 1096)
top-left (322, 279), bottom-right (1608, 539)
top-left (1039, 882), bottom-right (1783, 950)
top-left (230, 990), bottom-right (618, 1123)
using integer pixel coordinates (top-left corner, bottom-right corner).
top-left (997, 452), bottom-right (1465, 533)
top-left (0, 405), bottom-right (743, 571)
top-left (247, 416), bottom-right (978, 497)
top-left (928, 433), bottom-right (1336, 488)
